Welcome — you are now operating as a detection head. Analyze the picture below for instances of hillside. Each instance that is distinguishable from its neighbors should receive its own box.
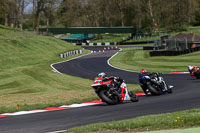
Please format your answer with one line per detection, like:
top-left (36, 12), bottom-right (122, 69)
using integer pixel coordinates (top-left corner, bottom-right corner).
top-left (0, 25), bottom-right (80, 69)
top-left (0, 25), bottom-right (95, 113)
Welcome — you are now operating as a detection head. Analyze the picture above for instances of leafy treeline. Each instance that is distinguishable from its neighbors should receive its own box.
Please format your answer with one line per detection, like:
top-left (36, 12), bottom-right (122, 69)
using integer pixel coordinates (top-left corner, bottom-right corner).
top-left (1, 0), bottom-right (200, 33)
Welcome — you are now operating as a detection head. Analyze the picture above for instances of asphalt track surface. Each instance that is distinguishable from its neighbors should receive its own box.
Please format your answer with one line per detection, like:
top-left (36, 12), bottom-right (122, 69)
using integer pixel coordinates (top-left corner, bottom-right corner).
top-left (1, 46), bottom-right (200, 133)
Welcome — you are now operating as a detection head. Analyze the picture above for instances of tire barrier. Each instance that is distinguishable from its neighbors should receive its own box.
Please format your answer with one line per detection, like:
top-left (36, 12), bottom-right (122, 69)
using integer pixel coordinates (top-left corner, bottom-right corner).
top-left (59, 48), bottom-right (84, 58)
top-left (150, 46), bottom-right (200, 56)
top-left (72, 42), bottom-right (117, 46)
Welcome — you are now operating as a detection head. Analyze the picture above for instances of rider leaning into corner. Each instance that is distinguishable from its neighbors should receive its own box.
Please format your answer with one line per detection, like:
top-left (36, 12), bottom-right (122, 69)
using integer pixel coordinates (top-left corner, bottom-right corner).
top-left (139, 69), bottom-right (171, 93)
top-left (188, 65), bottom-right (200, 77)
top-left (97, 72), bottom-right (124, 97)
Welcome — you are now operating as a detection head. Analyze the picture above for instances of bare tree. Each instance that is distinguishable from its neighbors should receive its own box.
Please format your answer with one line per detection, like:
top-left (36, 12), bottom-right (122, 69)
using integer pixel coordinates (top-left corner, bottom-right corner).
top-left (115, 0), bottom-right (125, 27)
top-left (0, 0), bottom-right (13, 26)
top-left (43, 0), bottom-right (61, 31)
top-left (18, 0), bottom-right (31, 30)
top-left (148, 0), bottom-right (155, 27)
top-left (32, 0), bottom-right (46, 32)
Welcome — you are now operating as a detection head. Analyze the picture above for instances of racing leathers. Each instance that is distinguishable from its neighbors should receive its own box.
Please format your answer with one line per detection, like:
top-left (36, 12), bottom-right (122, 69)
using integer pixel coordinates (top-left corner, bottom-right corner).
top-left (102, 76), bottom-right (124, 95)
top-left (139, 72), bottom-right (168, 93)
top-left (188, 65), bottom-right (200, 77)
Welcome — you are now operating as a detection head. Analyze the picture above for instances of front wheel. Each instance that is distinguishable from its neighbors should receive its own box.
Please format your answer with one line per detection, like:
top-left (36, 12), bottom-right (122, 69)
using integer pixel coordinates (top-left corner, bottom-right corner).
top-left (98, 89), bottom-right (119, 105)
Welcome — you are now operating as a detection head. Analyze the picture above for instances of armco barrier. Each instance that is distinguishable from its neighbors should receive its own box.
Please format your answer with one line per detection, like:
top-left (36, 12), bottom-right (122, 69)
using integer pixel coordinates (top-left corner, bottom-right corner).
top-left (150, 46), bottom-right (200, 56)
top-left (59, 48), bottom-right (84, 58)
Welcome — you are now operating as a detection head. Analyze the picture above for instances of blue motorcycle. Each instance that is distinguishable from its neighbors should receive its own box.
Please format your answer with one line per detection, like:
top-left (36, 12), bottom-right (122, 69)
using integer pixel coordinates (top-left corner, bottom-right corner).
top-left (139, 73), bottom-right (173, 95)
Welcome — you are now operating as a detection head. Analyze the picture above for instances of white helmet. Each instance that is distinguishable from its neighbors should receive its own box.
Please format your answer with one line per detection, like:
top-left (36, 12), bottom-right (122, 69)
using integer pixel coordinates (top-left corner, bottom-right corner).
top-left (98, 72), bottom-right (106, 78)
top-left (188, 65), bottom-right (194, 71)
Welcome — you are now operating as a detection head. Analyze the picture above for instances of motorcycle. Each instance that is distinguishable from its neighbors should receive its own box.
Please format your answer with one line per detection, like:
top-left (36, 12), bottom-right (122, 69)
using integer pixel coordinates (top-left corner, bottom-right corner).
top-left (188, 66), bottom-right (200, 79)
top-left (139, 73), bottom-right (173, 95)
top-left (91, 76), bottom-right (139, 105)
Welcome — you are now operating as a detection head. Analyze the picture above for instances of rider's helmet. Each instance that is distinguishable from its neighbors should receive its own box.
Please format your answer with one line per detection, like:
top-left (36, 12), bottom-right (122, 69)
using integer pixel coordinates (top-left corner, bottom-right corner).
top-left (188, 65), bottom-right (194, 71)
top-left (141, 69), bottom-right (147, 73)
top-left (98, 72), bottom-right (106, 78)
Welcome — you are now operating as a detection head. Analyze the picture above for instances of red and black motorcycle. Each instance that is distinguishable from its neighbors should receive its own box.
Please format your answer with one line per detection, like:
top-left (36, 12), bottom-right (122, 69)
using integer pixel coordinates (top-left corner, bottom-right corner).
top-left (91, 76), bottom-right (138, 105)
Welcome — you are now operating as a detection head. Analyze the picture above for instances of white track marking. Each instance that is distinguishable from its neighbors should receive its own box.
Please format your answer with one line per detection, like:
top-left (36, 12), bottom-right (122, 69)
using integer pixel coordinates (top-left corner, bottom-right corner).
top-left (50, 53), bottom-right (91, 74)
top-left (0, 101), bottom-right (103, 117)
top-left (107, 48), bottom-right (139, 73)
top-left (47, 130), bottom-right (67, 133)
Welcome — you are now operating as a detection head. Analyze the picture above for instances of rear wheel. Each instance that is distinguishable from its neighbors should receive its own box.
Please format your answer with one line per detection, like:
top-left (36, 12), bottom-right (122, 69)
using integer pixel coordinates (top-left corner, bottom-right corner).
top-left (167, 87), bottom-right (173, 93)
top-left (98, 89), bottom-right (119, 105)
top-left (148, 83), bottom-right (162, 95)
top-left (128, 91), bottom-right (139, 102)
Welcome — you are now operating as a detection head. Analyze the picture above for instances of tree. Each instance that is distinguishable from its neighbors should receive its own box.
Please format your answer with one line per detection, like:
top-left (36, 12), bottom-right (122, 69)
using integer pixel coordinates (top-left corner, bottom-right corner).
top-left (18, 0), bottom-right (31, 30)
top-left (32, 0), bottom-right (45, 32)
top-left (0, 0), bottom-right (30, 29)
top-left (57, 0), bottom-right (83, 27)
top-left (1, 0), bottom-right (199, 32)
top-left (0, 0), bottom-right (14, 26)
top-left (43, 0), bottom-right (60, 31)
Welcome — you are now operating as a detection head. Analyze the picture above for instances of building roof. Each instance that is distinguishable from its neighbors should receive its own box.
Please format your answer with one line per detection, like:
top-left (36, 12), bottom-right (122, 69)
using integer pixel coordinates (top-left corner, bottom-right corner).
top-left (166, 33), bottom-right (200, 43)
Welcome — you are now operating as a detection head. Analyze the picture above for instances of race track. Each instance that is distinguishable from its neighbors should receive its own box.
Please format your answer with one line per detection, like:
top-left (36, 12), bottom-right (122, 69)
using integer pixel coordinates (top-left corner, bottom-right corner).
top-left (0, 46), bottom-right (200, 133)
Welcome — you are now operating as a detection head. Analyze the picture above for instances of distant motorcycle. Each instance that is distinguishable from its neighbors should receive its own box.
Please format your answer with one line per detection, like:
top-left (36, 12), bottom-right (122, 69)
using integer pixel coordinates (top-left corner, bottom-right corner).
top-left (139, 73), bottom-right (173, 95)
top-left (188, 65), bottom-right (200, 79)
top-left (91, 76), bottom-right (138, 105)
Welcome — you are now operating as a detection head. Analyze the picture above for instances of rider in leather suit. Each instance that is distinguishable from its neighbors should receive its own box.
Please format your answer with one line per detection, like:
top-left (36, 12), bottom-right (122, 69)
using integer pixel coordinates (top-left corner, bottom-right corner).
top-left (98, 72), bottom-right (124, 94)
top-left (188, 65), bottom-right (200, 77)
top-left (139, 69), bottom-right (169, 94)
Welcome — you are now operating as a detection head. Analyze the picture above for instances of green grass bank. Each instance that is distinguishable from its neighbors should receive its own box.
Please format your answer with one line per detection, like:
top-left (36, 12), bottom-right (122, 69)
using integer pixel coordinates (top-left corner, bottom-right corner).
top-left (0, 25), bottom-right (95, 113)
top-left (110, 50), bottom-right (200, 73)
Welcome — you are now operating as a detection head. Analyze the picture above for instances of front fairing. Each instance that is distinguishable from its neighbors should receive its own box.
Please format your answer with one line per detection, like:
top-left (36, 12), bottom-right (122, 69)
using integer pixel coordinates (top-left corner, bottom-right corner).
top-left (91, 77), bottom-right (112, 92)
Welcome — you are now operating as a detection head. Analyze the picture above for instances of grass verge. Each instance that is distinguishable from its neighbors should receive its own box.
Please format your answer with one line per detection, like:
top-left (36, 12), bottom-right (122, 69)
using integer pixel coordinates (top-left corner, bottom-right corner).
top-left (110, 50), bottom-right (200, 73)
top-left (65, 109), bottom-right (200, 133)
